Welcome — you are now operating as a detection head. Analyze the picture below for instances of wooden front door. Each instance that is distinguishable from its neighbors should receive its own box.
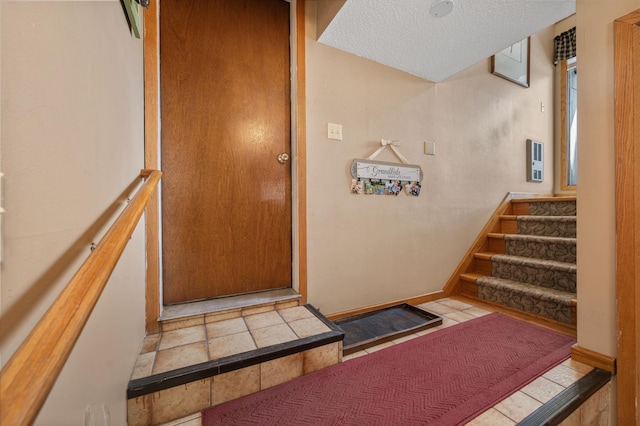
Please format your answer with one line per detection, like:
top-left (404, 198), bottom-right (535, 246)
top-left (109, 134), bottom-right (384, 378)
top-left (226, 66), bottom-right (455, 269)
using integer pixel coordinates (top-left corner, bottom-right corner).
top-left (160, 0), bottom-right (292, 304)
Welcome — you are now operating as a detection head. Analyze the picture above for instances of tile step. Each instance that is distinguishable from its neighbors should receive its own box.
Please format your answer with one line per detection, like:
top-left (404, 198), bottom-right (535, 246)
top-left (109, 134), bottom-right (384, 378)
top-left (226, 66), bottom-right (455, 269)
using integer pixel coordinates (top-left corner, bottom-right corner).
top-left (128, 305), bottom-right (343, 399)
top-left (127, 304), bottom-right (344, 426)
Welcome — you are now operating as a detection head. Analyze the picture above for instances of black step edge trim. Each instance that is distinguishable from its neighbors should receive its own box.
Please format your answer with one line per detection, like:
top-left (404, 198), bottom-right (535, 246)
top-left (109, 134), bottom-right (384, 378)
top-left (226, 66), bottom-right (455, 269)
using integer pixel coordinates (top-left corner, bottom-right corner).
top-left (127, 304), bottom-right (344, 399)
top-left (518, 368), bottom-right (611, 426)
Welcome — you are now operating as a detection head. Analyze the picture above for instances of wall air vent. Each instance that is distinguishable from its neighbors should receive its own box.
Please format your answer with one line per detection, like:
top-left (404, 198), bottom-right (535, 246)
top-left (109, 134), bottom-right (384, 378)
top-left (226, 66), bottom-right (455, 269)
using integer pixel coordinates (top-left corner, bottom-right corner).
top-left (527, 139), bottom-right (544, 183)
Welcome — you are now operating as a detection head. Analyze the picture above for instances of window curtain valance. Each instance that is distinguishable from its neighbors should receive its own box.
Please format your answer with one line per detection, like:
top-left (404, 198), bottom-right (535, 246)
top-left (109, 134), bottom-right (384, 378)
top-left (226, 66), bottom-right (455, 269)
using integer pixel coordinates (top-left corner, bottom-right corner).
top-left (554, 27), bottom-right (576, 65)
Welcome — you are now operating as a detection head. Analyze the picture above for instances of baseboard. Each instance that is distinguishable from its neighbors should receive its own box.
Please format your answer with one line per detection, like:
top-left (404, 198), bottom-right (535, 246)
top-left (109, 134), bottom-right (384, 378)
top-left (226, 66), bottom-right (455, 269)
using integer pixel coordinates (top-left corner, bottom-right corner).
top-left (571, 344), bottom-right (616, 374)
top-left (326, 290), bottom-right (446, 321)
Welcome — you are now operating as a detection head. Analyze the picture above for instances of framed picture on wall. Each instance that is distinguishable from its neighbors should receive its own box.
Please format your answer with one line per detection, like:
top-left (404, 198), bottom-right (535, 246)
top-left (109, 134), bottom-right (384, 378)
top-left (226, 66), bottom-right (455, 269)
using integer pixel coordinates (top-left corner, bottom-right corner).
top-left (122, 0), bottom-right (142, 39)
top-left (491, 37), bottom-right (530, 88)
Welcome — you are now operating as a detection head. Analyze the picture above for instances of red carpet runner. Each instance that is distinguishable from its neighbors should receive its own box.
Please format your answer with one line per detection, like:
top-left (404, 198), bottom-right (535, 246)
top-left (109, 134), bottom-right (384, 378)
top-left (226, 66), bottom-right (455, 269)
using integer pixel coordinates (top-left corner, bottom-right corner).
top-left (203, 313), bottom-right (576, 425)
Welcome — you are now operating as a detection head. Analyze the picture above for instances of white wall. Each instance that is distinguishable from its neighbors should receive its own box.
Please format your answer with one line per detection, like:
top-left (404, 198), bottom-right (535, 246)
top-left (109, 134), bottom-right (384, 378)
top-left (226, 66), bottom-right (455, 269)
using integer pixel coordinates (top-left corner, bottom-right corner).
top-left (305, 2), bottom-right (556, 315)
top-left (0, 2), bottom-right (145, 424)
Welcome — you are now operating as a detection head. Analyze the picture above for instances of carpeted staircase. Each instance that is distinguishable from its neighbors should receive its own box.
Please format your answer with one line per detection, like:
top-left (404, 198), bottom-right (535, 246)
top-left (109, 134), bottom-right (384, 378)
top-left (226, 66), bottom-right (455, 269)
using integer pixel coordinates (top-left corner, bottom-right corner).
top-left (460, 197), bottom-right (577, 327)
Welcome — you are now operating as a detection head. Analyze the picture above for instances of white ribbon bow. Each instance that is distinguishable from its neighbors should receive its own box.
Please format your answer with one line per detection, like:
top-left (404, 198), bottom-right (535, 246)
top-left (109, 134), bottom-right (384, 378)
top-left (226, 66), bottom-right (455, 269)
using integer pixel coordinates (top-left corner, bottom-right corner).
top-left (367, 138), bottom-right (410, 164)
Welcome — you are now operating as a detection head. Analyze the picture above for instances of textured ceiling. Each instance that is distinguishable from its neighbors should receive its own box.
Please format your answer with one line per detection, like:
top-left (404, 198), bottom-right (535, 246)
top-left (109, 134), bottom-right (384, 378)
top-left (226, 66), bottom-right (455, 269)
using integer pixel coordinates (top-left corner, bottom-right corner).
top-left (317, 0), bottom-right (575, 82)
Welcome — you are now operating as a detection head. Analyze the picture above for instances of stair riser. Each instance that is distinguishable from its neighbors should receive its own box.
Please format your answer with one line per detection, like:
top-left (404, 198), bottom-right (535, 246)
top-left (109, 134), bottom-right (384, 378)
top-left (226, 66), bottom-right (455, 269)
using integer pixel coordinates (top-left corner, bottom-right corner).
top-left (528, 201), bottom-right (576, 217)
top-left (475, 258), bottom-right (493, 276)
top-left (492, 262), bottom-right (576, 293)
top-left (460, 281), bottom-right (478, 298)
top-left (517, 219), bottom-right (576, 238)
top-left (506, 240), bottom-right (576, 263)
top-left (501, 218), bottom-right (518, 234)
top-left (477, 285), bottom-right (574, 324)
top-left (488, 237), bottom-right (506, 253)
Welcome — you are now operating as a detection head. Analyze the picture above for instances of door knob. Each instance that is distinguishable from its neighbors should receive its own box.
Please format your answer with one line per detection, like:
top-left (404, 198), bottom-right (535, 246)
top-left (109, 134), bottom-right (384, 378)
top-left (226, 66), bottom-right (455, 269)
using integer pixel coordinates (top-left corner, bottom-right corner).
top-left (278, 153), bottom-right (290, 164)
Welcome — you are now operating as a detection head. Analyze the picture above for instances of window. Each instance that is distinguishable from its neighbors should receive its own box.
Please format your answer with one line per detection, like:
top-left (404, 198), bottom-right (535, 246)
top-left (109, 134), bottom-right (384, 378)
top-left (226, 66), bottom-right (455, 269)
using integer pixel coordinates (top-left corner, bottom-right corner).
top-left (561, 57), bottom-right (577, 190)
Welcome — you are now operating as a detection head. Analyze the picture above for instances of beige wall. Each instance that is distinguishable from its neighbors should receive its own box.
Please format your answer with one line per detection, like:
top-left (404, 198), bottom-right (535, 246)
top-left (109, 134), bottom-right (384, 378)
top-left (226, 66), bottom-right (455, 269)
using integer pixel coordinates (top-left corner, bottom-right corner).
top-left (575, 2), bottom-right (640, 422)
top-left (0, 0), bottom-right (3, 371)
top-left (305, 2), bottom-right (556, 315)
top-left (1, 0), bottom-right (628, 422)
top-left (0, 2), bottom-right (145, 424)
top-left (575, 0), bottom-right (639, 357)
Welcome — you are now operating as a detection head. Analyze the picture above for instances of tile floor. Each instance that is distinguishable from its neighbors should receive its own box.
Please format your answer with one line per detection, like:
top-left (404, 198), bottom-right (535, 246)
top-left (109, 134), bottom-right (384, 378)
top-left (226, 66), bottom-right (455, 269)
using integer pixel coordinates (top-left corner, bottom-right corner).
top-left (131, 305), bottom-right (333, 379)
top-left (151, 297), bottom-right (600, 426)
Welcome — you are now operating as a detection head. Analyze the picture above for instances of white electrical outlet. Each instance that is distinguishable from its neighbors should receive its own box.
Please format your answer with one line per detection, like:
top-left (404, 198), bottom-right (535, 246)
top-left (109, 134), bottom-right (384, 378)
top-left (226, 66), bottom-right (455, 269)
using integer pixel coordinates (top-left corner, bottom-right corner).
top-left (328, 123), bottom-right (343, 141)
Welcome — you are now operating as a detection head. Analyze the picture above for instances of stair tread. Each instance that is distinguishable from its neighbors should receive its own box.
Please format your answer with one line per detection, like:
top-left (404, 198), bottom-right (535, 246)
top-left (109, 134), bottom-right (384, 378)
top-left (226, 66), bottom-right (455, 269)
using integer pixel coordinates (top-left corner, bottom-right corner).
top-left (488, 233), bottom-right (576, 242)
top-left (460, 272), bottom-right (485, 282)
top-left (504, 234), bottom-right (576, 243)
top-left (511, 196), bottom-right (576, 203)
top-left (500, 215), bottom-right (576, 221)
top-left (516, 215), bottom-right (576, 221)
top-left (476, 276), bottom-right (576, 301)
top-left (473, 252), bottom-right (577, 269)
top-left (474, 252), bottom-right (500, 260)
top-left (490, 254), bottom-right (576, 272)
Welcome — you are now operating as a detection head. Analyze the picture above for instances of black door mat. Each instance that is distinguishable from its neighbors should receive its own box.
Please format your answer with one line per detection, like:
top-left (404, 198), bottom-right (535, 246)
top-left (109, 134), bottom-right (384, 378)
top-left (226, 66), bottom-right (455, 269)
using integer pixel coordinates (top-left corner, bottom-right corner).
top-left (334, 303), bottom-right (442, 355)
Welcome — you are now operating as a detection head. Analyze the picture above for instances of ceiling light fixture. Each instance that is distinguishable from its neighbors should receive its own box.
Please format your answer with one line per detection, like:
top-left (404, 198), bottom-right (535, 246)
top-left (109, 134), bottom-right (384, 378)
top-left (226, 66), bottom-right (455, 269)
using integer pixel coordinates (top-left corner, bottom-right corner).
top-left (430, 0), bottom-right (454, 18)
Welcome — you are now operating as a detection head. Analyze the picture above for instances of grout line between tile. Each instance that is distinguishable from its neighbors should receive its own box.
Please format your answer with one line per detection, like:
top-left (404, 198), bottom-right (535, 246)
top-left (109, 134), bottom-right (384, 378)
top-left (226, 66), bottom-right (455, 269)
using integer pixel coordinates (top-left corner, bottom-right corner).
top-left (150, 333), bottom-right (162, 375)
top-left (246, 317), bottom-right (260, 349)
top-left (149, 352), bottom-right (158, 377)
top-left (204, 323), bottom-right (211, 360)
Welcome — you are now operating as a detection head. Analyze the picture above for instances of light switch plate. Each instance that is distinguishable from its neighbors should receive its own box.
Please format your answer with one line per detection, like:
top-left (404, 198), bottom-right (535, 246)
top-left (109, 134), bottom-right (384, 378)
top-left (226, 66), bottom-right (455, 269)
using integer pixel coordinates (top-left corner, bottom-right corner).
top-left (425, 142), bottom-right (436, 155)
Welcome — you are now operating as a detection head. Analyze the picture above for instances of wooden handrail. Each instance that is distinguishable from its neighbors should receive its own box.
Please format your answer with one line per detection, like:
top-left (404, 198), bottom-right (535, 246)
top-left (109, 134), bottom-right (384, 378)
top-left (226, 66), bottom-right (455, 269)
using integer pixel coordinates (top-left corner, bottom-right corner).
top-left (0, 169), bottom-right (162, 426)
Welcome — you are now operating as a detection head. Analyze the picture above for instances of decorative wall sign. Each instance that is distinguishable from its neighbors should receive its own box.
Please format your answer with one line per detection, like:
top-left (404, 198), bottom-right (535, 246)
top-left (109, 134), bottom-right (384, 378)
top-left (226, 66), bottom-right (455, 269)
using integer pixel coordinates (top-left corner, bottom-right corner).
top-left (351, 159), bottom-right (421, 182)
top-left (122, 0), bottom-right (142, 38)
top-left (350, 139), bottom-right (423, 197)
top-left (350, 159), bottom-right (422, 197)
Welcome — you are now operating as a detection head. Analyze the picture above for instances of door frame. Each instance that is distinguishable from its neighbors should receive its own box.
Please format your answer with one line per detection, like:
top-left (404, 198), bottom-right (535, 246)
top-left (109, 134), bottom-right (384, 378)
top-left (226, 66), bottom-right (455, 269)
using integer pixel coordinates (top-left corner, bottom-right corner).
top-left (142, 0), bottom-right (307, 333)
top-left (614, 9), bottom-right (640, 424)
